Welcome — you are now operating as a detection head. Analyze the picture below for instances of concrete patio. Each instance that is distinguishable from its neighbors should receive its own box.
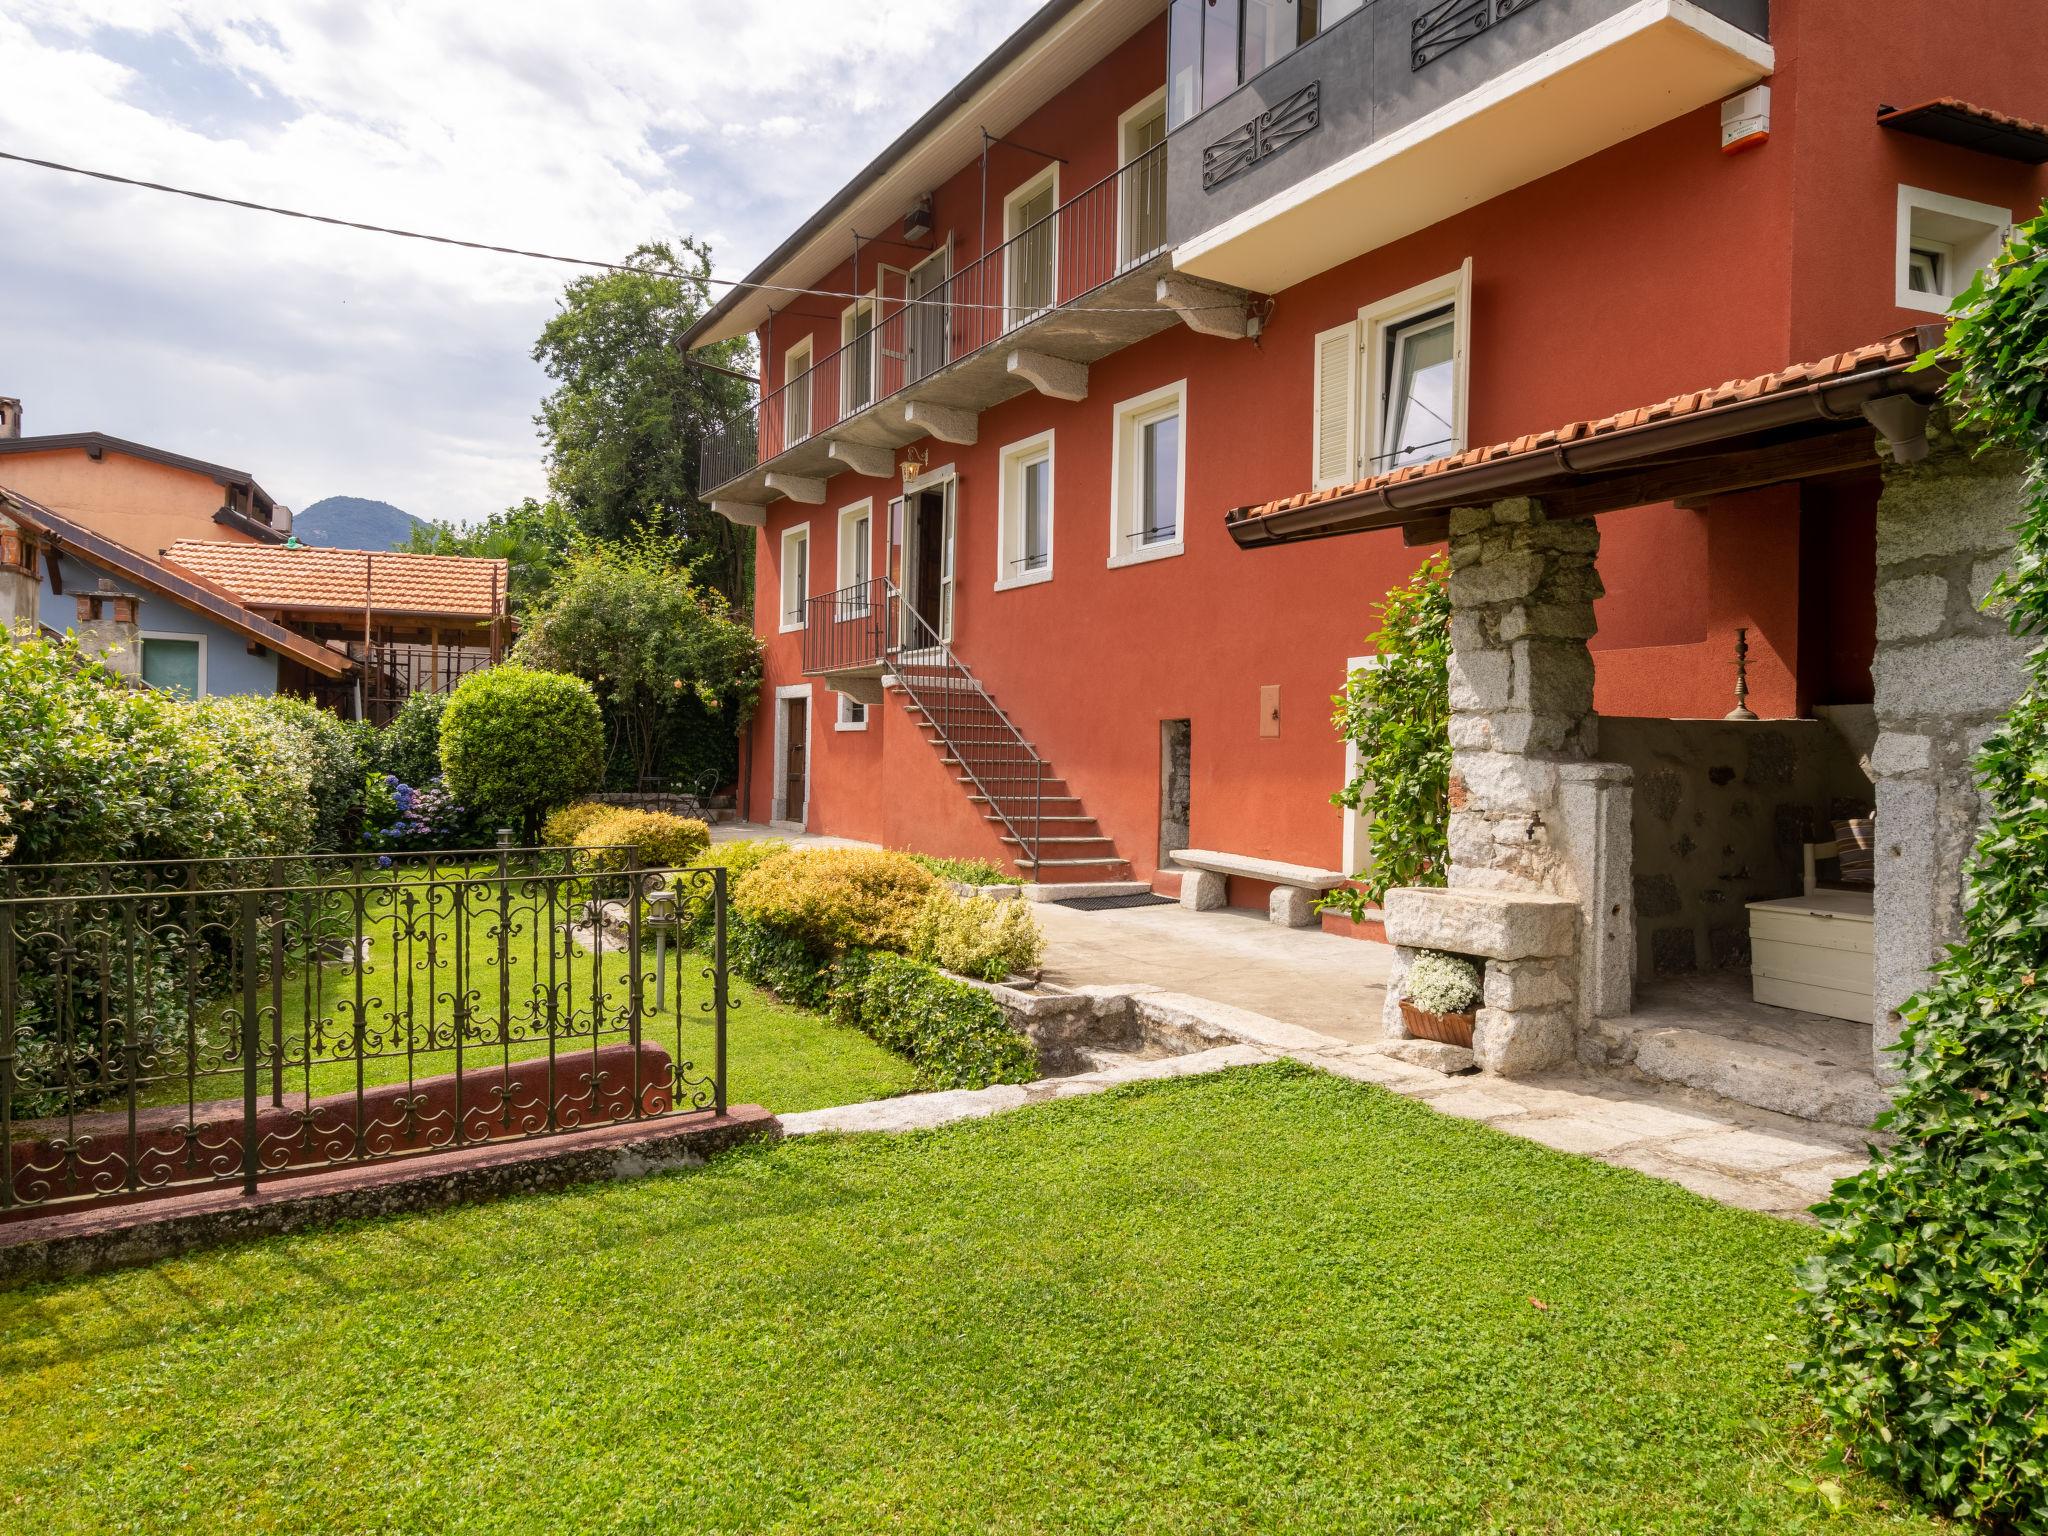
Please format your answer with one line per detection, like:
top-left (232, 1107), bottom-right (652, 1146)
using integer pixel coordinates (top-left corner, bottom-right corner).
top-left (712, 824), bottom-right (1882, 1218)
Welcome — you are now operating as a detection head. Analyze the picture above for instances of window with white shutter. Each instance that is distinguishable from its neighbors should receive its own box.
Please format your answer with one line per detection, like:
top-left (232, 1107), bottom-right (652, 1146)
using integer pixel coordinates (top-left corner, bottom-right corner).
top-left (1312, 320), bottom-right (1359, 490)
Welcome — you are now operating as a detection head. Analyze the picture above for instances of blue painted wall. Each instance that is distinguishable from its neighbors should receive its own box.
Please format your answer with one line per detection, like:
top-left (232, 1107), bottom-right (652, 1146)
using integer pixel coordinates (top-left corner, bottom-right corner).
top-left (35, 548), bottom-right (281, 697)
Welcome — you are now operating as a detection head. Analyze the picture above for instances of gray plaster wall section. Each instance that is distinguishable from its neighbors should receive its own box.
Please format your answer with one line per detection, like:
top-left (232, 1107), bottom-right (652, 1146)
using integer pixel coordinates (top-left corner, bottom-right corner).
top-left (1868, 443), bottom-right (2030, 1076)
top-left (1165, 0), bottom-right (1769, 249)
top-left (1600, 717), bottom-right (1871, 980)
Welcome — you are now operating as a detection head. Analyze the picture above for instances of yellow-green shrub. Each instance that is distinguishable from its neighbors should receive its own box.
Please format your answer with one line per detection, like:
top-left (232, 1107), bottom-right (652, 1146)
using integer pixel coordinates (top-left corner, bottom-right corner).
top-left (907, 891), bottom-right (1045, 982)
top-left (573, 808), bottom-right (710, 871)
top-left (671, 838), bottom-right (789, 945)
top-left (543, 800), bottom-right (614, 849)
top-left (733, 847), bottom-right (939, 954)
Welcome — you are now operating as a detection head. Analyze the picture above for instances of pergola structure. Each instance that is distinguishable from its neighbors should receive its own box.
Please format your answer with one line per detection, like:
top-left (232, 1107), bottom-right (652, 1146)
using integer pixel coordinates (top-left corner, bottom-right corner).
top-left (1230, 326), bottom-right (2026, 1090)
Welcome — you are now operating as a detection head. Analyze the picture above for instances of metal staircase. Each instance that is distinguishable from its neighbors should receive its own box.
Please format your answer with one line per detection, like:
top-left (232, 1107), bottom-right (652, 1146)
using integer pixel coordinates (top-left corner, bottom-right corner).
top-left (802, 579), bottom-right (1129, 881)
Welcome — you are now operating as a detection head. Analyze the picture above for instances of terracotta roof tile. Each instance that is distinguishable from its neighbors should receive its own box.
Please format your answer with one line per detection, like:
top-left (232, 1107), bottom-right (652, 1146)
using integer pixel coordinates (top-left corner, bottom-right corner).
top-left (161, 541), bottom-right (508, 619)
top-left (1228, 331), bottom-right (1929, 528)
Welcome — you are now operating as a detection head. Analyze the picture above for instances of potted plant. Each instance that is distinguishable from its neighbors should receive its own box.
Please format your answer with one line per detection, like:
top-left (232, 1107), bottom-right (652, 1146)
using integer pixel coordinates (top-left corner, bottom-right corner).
top-left (1399, 949), bottom-right (1481, 1047)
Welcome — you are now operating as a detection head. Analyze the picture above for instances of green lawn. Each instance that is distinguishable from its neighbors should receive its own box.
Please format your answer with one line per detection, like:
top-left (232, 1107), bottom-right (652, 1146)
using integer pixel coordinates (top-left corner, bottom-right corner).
top-left (122, 871), bottom-right (912, 1117)
top-left (0, 1064), bottom-right (1932, 1534)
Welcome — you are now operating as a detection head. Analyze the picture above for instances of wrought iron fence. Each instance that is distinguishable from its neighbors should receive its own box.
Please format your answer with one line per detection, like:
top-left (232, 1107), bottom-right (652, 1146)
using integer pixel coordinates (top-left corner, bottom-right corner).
top-left (699, 142), bottom-right (1170, 496)
top-left (801, 577), bottom-right (895, 676)
top-left (0, 847), bottom-right (729, 1217)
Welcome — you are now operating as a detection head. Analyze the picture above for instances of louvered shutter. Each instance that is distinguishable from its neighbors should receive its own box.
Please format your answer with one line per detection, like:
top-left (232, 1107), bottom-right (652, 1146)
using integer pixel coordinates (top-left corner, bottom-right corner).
top-left (1312, 321), bottom-right (1359, 489)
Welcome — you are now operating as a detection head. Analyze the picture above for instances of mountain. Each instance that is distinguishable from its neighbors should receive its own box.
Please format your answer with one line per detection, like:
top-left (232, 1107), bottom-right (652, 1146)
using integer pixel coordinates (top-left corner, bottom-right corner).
top-left (293, 495), bottom-right (428, 551)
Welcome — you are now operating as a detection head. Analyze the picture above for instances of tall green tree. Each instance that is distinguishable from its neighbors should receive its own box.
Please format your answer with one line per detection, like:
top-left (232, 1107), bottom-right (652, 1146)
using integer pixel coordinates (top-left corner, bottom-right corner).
top-left (512, 534), bottom-right (761, 791)
top-left (402, 497), bottom-right (578, 617)
top-left (533, 239), bottom-right (756, 602)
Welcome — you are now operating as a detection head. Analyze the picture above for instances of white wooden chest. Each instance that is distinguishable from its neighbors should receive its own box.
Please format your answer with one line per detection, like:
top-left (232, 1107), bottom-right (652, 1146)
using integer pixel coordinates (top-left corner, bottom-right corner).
top-left (1745, 891), bottom-right (1874, 1024)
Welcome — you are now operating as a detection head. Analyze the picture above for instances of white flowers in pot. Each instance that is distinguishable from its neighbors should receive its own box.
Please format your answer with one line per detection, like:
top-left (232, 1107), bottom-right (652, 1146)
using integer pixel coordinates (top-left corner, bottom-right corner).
top-left (1405, 949), bottom-right (1481, 1017)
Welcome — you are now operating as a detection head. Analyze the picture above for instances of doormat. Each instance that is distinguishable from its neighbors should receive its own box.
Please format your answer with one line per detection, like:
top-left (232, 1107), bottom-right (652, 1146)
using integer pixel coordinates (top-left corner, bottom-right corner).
top-left (1052, 892), bottom-right (1175, 912)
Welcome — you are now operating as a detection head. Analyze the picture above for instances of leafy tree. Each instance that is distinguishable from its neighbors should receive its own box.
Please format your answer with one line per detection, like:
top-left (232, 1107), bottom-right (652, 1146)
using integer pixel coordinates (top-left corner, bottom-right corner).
top-left (1322, 557), bottom-right (1452, 917)
top-left (1797, 209), bottom-right (2048, 1531)
top-left (438, 666), bottom-right (604, 842)
top-left (512, 534), bottom-right (761, 790)
top-left (532, 240), bottom-right (756, 602)
top-left (402, 497), bottom-right (579, 616)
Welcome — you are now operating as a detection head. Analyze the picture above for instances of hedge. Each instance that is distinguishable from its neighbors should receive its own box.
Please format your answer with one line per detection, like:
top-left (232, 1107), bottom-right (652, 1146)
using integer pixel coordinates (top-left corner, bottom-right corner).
top-left (829, 949), bottom-right (1037, 1091)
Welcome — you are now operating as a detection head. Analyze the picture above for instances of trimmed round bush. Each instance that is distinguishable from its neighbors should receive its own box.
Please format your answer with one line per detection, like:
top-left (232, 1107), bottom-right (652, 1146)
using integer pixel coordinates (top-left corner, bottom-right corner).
top-left (377, 689), bottom-right (451, 790)
top-left (439, 666), bottom-right (603, 841)
top-left (573, 808), bottom-right (710, 871)
top-left (733, 847), bottom-right (939, 955)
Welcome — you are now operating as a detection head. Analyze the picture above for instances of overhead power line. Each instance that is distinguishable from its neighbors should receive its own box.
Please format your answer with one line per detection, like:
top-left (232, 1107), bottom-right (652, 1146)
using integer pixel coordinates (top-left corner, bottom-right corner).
top-left (0, 148), bottom-right (1241, 317)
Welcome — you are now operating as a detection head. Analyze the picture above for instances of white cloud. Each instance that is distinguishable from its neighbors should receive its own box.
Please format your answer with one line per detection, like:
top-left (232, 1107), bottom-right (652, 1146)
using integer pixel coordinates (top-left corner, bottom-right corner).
top-left (0, 0), bottom-right (1040, 525)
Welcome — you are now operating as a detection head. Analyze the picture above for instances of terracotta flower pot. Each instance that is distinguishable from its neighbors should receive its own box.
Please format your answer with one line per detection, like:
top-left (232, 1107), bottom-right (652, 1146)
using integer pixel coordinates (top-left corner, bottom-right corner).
top-left (1400, 999), bottom-right (1475, 1048)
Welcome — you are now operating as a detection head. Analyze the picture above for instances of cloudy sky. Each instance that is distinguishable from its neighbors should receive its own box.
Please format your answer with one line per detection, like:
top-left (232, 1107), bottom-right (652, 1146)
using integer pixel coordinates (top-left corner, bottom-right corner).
top-left (0, 1), bottom-right (1041, 525)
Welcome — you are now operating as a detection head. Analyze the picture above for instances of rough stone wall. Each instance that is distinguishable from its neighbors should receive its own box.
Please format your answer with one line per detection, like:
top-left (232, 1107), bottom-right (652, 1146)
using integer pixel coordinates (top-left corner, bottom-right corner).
top-left (1444, 497), bottom-right (1603, 898)
top-left (1601, 716), bottom-right (1873, 979)
top-left (1869, 441), bottom-right (2030, 1073)
top-left (1387, 497), bottom-right (1634, 1073)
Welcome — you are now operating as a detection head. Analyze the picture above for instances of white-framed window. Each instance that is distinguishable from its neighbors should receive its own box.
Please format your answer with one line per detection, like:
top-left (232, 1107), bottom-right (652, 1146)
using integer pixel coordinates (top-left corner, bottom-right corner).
top-left (1004, 165), bottom-right (1060, 326)
top-left (1896, 185), bottom-right (2012, 313)
top-left (836, 693), bottom-right (868, 731)
top-left (783, 336), bottom-right (814, 445)
top-left (839, 295), bottom-right (878, 416)
top-left (995, 431), bottom-right (1055, 591)
top-left (1118, 89), bottom-right (1168, 268)
top-left (836, 499), bottom-right (872, 591)
top-left (778, 522), bottom-right (810, 633)
top-left (1312, 261), bottom-right (1472, 487)
top-left (1108, 380), bottom-right (1186, 568)
top-left (139, 632), bottom-right (206, 697)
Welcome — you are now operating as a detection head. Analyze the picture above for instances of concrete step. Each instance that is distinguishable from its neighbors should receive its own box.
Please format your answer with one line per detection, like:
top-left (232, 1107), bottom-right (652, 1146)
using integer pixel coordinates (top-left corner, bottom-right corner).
top-left (1016, 855), bottom-right (1131, 870)
top-left (1000, 835), bottom-right (1117, 848)
top-left (1583, 1020), bottom-right (1893, 1128)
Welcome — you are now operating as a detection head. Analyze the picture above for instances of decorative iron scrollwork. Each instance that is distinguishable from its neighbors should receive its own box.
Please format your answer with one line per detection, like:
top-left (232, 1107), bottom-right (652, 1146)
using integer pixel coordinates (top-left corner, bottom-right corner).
top-left (1202, 81), bottom-right (1323, 193)
top-left (1412, 0), bottom-right (1546, 70)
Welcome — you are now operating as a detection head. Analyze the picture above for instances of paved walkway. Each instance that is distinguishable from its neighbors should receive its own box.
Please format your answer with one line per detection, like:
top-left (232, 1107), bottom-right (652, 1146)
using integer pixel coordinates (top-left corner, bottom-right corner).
top-left (1033, 900), bottom-right (1392, 1046)
top-left (716, 824), bottom-right (1875, 1218)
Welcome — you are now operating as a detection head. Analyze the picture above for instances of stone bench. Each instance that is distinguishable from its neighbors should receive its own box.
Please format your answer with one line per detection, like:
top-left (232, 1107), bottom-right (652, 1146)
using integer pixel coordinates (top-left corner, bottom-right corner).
top-left (1170, 849), bottom-right (1350, 928)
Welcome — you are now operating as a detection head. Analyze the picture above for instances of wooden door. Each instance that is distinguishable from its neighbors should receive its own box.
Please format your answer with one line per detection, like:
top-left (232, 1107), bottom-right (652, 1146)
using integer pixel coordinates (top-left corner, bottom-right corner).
top-left (909, 490), bottom-right (946, 639)
top-left (784, 698), bottom-right (807, 824)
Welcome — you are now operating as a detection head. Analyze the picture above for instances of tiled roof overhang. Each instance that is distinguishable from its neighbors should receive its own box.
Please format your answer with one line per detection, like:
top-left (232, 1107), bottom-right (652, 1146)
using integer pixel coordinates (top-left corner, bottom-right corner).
top-left (1878, 99), bottom-right (2048, 165)
top-left (1227, 327), bottom-right (1949, 550)
top-left (0, 491), bottom-right (352, 677)
top-left (161, 540), bottom-right (510, 622)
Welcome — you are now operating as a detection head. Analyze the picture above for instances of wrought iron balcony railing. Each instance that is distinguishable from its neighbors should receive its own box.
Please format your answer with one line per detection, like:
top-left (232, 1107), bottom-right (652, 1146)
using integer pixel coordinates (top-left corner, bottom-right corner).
top-left (700, 140), bottom-right (1169, 497)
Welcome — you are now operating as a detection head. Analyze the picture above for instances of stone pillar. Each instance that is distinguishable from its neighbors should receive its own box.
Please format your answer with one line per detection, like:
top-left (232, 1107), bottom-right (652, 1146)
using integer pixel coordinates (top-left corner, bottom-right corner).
top-left (1869, 440), bottom-right (2030, 1078)
top-left (1382, 496), bottom-right (1633, 1075)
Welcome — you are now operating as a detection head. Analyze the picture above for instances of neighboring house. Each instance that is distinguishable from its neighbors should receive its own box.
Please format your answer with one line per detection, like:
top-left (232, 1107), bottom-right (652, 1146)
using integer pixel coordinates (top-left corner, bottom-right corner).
top-left (160, 541), bottom-right (511, 724)
top-left (0, 488), bottom-right (351, 696)
top-left (689, 0), bottom-right (2048, 1096)
top-left (0, 398), bottom-right (291, 551)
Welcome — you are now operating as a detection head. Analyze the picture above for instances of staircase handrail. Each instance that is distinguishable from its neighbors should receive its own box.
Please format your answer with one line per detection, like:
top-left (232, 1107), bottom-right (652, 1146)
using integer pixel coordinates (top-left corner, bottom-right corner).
top-left (883, 582), bottom-right (1046, 876)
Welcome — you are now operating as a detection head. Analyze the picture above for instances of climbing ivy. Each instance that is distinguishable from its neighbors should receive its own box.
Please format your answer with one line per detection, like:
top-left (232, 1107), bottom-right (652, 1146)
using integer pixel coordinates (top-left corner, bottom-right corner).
top-left (1796, 209), bottom-right (2048, 1530)
top-left (1323, 556), bottom-right (1451, 918)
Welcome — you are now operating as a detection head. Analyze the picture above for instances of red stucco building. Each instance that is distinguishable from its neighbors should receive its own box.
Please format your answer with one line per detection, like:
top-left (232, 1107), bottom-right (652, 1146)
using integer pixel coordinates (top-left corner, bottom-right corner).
top-left (688, 0), bottom-right (2048, 1083)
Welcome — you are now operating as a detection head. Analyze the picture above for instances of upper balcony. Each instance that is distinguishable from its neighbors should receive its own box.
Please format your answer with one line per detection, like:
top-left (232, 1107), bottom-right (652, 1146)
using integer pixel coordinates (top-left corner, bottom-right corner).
top-left (1165, 0), bottom-right (1773, 295)
top-left (699, 141), bottom-right (1245, 513)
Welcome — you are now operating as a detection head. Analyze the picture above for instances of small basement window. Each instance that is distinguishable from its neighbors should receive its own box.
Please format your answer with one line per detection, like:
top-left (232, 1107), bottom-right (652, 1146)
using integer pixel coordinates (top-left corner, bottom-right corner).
top-left (1896, 185), bottom-right (2012, 313)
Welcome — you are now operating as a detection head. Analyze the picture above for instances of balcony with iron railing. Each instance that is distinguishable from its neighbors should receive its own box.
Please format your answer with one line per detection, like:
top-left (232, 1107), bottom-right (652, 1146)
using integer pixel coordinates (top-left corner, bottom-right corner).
top-left (699, 141), bottom-right (1225, 507)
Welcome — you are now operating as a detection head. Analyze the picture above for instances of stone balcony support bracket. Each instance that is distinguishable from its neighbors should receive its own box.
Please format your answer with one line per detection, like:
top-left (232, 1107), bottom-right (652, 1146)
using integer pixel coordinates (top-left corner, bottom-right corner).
top-left (711, 499), bottom-right (767, 528)
top-left (826, 439), bottom-right (895, 479)
top-left (1155, 274), bottom-right (1252, 340)
top-left (902, 401), bottom-right (979, 446)
top-left (1007, 349), bottom-right (1089, 401)
top-left (762, 473), bottom-right (826, 506)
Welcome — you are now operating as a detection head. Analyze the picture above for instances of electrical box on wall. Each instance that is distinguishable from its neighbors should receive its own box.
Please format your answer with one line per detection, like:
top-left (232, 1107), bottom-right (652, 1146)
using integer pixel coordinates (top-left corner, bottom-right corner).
top-left (903, 194), bottom-right (934, 243)
top-left (1722, 85), bottom-right (1771, 154)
